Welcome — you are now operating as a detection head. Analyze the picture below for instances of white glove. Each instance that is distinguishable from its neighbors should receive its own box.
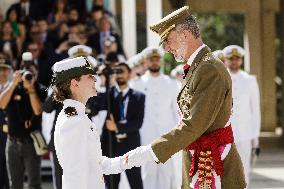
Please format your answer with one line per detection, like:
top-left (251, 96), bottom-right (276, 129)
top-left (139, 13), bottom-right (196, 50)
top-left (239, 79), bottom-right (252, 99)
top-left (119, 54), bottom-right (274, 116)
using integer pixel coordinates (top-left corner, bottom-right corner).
top-left (252, 138), bottom-right (259, 148)
top-left (122, 145), bottom-right (155, 169)
top-left (101, 156), bottom-right (124, 175)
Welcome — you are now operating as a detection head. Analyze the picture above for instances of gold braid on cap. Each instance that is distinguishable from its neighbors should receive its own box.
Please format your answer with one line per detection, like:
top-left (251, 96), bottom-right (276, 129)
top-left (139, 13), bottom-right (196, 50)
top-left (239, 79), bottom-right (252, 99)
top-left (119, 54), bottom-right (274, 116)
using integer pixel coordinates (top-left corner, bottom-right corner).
top-left (160, 24), bottom-right (176, 41)
top-left (73, 48), bottom-right (89, 58)
top-left (230, 48), bottom-right (242, 57)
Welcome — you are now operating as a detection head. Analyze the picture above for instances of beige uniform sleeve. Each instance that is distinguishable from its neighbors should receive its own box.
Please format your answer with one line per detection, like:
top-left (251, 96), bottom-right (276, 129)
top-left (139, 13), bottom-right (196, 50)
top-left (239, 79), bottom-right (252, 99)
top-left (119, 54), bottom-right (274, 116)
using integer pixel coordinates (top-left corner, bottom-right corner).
top-left (151, 62), bottom-right (228, 163)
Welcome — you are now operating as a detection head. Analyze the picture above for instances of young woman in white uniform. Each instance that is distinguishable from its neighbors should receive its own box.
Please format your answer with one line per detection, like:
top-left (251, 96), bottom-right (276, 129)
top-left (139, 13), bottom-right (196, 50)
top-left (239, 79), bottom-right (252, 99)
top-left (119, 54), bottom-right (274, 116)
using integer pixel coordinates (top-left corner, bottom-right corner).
top-left (52, 57), bottom-right (126, 189)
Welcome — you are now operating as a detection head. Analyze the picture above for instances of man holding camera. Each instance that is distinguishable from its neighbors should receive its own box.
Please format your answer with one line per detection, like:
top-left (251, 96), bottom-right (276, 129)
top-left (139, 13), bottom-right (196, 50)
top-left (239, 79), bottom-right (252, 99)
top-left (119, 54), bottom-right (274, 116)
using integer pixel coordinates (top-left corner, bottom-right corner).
top-left (0, 52), bottom-right (46, 189)
top-left (101, 62), bottom-right (145, 189)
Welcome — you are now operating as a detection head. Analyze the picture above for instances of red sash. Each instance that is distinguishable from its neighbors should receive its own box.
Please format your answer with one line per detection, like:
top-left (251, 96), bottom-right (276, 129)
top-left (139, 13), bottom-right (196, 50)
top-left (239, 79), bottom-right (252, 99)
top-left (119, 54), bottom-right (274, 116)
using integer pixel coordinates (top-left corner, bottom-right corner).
top-left (185, 125), bottom-right (234, 187)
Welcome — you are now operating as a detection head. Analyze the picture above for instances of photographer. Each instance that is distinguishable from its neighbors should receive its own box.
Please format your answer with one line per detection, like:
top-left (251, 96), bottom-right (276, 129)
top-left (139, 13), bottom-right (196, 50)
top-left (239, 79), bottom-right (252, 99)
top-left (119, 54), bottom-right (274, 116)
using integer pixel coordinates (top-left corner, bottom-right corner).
top-left (0, 53), bottom-right (47, 189)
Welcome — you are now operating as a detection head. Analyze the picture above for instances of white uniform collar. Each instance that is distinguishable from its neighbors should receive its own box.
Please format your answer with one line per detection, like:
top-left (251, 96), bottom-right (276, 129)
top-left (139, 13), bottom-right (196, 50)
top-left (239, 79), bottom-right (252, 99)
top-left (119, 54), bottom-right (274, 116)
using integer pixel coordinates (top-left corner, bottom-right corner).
top-left (63, 99), bottom-right (86, 115)
top-left (144, 70), bottom-right (162, 79)
top-left (229, 70), bottom-right (241, 79)
top-left (186, 44), bottom-right (207, 66)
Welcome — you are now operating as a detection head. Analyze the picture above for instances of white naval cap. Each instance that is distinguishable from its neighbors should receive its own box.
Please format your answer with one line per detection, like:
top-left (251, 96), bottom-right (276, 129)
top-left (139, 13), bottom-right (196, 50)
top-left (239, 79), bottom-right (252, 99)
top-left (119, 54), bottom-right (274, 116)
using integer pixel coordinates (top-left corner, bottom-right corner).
top-left (126, 55), bottom-right (137, 69)
top-left (223, 45), bottom-right (245, 58)
top-left (141, 47), bottom-right (163, 59)
top-left (68, 45), bottom-right (92, 57)
top-left (52, 56), bottom-right (95, 85)
top-left (212, 50), bottom-right (225, 62)
top-left (68, 45), bottom-right (97, 67)
top-left (126, 53), bottom-right (144, 68)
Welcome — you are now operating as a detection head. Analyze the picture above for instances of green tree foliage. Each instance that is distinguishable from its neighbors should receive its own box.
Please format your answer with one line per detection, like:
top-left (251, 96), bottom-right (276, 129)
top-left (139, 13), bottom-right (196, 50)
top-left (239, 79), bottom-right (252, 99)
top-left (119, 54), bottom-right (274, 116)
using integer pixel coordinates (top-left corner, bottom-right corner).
top-left (196, 13), bottom-right (244, 51)
top-left (163, 13), bottom-right (245, 75)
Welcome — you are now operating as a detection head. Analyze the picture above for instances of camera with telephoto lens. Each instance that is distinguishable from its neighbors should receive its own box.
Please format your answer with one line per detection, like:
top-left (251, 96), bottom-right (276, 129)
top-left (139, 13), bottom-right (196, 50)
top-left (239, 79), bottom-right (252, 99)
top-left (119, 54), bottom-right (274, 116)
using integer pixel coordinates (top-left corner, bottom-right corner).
top-left (20, 70), bottom-right (33, 81)
top-left (99, 64), bottom-right (122, 76)
top-left (20, 52), bottom-right (34, 81)
top-left (97, 53), bottom-right (122, 76)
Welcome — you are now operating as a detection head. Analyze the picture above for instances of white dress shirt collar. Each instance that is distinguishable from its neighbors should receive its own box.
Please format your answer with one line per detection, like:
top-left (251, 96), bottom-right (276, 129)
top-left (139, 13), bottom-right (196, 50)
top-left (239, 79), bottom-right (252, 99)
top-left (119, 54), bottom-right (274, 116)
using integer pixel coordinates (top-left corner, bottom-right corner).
top-left (186, 44), bottom-right (207, 66)
top-left (115, 85), bottom-right (130, 96)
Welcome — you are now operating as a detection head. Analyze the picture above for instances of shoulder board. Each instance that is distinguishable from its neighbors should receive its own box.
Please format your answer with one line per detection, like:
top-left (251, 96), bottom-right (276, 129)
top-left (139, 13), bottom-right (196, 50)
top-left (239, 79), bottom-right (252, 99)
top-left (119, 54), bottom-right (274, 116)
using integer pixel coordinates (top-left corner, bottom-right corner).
top-left (202, 53), bottom-right (213, 62)
top-left (64, 106), bottom-right (78, 117)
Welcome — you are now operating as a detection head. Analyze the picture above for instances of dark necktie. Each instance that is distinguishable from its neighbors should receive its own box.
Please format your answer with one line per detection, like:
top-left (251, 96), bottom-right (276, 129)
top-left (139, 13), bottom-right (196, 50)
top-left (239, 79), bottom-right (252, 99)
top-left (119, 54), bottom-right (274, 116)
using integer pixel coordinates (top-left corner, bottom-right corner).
top-left (118, 91), bottom-right (129, 121)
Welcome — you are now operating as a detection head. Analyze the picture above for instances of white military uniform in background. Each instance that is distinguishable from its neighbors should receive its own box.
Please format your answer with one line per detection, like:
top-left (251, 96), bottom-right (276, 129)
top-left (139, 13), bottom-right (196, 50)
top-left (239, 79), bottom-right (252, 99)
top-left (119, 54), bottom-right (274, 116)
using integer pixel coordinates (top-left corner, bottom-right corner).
top-left (223, 45), bottom-right (261, 187)
top-left (131, 70), bottom-right (180, 189)
top-left (230, 70), bottom-right (261, 186)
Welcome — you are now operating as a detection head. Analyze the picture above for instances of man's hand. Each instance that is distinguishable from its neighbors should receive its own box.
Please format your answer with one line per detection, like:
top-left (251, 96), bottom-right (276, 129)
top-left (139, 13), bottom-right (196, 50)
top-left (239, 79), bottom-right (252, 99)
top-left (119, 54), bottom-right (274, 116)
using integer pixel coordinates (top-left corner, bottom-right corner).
top-left (106, 114), bottom-right (117, 131)
top-left (22, 76), bottom-right (36, 93)
top-left (11, 71), bottom-right (22, 87)
top-left (122, 145), bottom-right (154, 168)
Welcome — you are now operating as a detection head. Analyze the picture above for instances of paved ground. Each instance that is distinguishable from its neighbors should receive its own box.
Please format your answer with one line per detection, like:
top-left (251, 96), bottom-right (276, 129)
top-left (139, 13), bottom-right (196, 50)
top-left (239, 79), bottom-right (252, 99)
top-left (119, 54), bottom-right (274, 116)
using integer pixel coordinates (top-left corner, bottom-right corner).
top-left (250, 148), bottom-right (284, 189)
top-left (28, 148), bottom-right (284, 189)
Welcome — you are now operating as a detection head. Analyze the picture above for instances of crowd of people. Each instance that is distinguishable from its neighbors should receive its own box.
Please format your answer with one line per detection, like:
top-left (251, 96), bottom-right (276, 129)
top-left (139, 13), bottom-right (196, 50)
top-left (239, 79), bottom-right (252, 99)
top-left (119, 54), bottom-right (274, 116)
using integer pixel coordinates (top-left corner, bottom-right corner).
top-left (0, 1), bottom-right (261, 189)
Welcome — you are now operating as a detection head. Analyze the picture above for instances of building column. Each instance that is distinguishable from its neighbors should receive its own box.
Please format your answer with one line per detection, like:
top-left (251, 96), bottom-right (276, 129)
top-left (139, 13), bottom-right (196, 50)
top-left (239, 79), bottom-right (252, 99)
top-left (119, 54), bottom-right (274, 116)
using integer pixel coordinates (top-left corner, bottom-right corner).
top-left (121, 0), bottom-right (137, 57)
top-left (146, 0), bottom-right (162, 47)
top-left (244, 0), bottom-right (262, 77)
top-left (260, 0), bottom-right (278, 131)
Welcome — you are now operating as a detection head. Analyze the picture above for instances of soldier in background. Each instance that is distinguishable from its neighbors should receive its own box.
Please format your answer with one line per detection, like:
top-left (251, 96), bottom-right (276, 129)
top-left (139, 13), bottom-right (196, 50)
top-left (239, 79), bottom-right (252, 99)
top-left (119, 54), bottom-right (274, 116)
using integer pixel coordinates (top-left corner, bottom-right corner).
top-left (131, 47), bottom-right (180, 189)
top-left (223, 45), bottom-right (261, 188)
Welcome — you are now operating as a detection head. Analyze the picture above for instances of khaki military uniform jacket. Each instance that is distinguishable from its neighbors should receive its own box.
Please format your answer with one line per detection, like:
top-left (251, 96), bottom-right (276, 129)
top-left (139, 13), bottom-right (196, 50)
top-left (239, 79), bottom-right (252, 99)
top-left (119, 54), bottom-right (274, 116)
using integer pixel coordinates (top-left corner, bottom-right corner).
top-left (151, 46), bottom-right (246, 189)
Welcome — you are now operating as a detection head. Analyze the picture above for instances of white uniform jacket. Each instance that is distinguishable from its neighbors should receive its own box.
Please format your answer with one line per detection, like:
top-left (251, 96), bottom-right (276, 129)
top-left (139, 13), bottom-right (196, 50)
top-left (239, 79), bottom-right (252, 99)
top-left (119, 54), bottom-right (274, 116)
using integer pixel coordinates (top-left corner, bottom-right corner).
top-left (131, 71), bottom-right (180, 145)
top-left (54, 99), bottom-right (123, 189)
top-left (230, 71), bottom-right (261, 143)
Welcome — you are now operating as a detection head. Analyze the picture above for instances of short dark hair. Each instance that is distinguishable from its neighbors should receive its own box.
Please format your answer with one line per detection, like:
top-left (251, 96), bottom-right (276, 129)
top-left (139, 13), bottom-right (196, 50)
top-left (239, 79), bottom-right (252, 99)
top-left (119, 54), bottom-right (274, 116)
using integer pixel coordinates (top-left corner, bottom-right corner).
top-left (117, 62), bottom-right (131, 73)
top-left (92, 5), bottom-right (104, 13)
top-left (106, 52), bottom-right (118, 63)
top-left (52, 76), bottom-right (81, 102)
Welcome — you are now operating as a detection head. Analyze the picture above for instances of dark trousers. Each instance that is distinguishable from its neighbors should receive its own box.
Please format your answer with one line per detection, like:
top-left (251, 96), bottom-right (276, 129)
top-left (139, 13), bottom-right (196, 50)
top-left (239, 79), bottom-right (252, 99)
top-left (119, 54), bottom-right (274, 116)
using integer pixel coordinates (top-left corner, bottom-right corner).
top-left (105, 167), bottom-right (143, 189)
top-left (104, 134), bottom-right (143, 189)
top-left (51, 147), bottom-right (62, 189)
top-left (0, 132), bottom-right (9, 189)
top-left (6, 137), bottom-right (41, 189)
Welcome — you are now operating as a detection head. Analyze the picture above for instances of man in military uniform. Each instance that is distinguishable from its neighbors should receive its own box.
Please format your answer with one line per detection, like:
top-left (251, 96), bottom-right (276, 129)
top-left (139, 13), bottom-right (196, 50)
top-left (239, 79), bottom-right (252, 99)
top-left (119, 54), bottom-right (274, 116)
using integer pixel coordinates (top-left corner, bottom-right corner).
top-left (223, 45), bottom-right (261, 188)
top-left (122, 6), bottom-right (246, 189)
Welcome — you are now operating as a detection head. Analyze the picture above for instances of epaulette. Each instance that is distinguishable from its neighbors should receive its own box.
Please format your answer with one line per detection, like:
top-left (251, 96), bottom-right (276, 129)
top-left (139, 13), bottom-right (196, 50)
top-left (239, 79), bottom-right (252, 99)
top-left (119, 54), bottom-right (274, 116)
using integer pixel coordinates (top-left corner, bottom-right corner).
top-left (202, 53), bottom-right (212, 62)
top-left (64, 107), bottom-right (78, 117)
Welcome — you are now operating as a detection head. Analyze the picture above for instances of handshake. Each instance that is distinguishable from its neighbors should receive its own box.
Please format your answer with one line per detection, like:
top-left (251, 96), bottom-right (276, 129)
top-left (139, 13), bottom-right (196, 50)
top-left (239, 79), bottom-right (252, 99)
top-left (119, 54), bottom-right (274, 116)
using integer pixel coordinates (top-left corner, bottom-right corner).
top-left (101, 145), bottom-right (157, 175)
